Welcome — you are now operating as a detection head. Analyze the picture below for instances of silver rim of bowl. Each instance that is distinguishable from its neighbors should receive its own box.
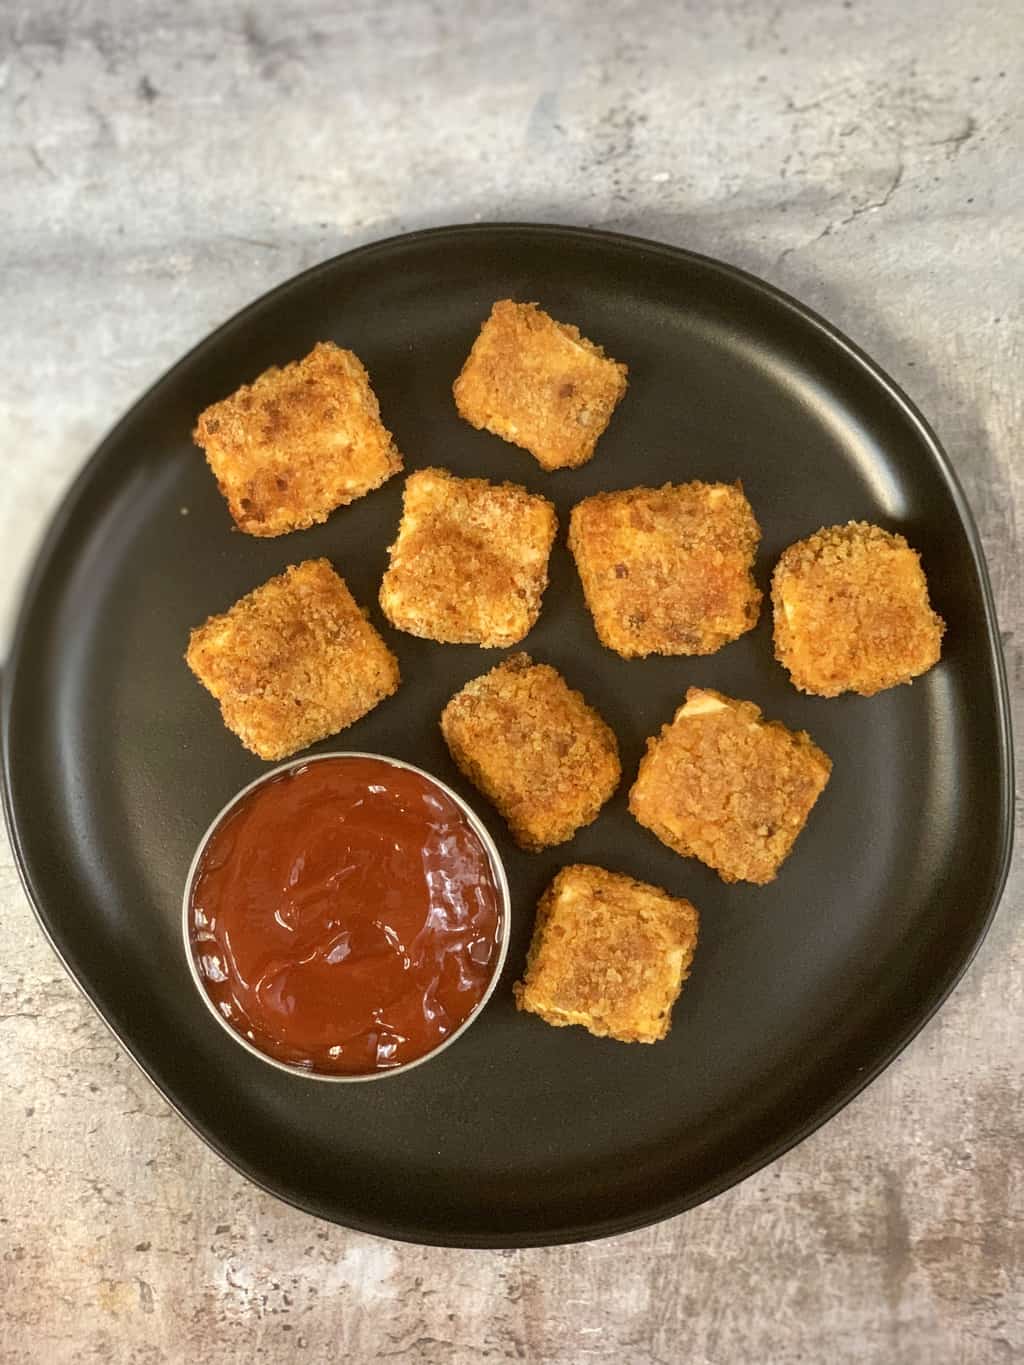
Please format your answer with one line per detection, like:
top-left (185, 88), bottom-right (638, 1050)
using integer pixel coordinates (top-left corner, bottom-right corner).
top-left (181, 751), bottom-right (512, 1083)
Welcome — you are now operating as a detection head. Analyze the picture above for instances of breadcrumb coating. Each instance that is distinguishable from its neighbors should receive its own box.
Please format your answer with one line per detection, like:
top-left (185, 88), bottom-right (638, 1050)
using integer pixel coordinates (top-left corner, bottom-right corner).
top-left (440, 654), bottom-right (621, 851)
top-left (194, 342), bottom-right (402, 536)
top-left (568, 482), bottom-right (762, 658)
top-left (629, 688), bottom-right (831, 885)
top-left (186, 559), bottom-right (399, 760)
top-left (772, 521), bottom-right (944, 697)
top-left (514, 865), bottom-right (699, 1044)
top-left (453, 300), bottom-right (628, 471)
top-left (379, 467), bottom-right (557, 647)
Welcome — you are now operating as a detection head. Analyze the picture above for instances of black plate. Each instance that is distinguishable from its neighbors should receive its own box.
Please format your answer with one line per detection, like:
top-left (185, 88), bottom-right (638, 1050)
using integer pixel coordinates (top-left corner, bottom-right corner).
top-left (2, 225), bottom-right (1013, 1248)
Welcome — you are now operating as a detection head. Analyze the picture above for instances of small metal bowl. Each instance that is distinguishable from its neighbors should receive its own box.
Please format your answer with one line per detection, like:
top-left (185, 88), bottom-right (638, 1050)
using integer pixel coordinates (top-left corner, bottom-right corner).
top-left (182, 751), bottom-right (511, 1083)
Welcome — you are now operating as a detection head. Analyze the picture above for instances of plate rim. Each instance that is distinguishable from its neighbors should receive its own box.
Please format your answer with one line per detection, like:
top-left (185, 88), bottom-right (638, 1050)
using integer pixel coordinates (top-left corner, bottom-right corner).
top-left (1, 221), bottom-right (1014, 1248)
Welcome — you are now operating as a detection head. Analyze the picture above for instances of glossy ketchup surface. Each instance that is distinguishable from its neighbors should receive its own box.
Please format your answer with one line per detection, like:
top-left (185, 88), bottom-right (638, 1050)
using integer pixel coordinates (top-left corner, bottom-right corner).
top-left (188, 757), bottom-right (503, 1075)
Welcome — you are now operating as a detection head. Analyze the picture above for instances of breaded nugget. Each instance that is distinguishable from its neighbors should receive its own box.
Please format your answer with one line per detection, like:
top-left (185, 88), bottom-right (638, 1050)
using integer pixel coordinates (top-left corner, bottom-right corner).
top-left (513, 865), bottom-right (699, 1043)
top-left (629, 688), bottom-right (831, 885)
top-left (186, 559), bottom-right (399, 760)
top-left (440, 654), bottom-right (621, 851)
top-left (379, 467), bottom-right (557, 647)
top-left (194, 342), bottom-right (401, 536)
top-left (453, 300), bottom-right (629, 471)
top-left (772, 522), bottom-right (945, 697)
top-left (568, 482), bottom-right (762, 658)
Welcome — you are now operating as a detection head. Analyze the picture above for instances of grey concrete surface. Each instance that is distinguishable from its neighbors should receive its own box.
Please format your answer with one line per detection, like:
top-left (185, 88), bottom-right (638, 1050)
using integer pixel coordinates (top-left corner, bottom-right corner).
top-left (1, 1), bottom-right (1021, 1361)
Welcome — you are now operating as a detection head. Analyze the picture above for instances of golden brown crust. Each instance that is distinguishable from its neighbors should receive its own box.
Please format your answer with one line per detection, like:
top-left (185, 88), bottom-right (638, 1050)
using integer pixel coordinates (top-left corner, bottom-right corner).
top-left (453, 300), bottom-right (629, 471)
top-left (629, 688), bottom-right (831, 885)
top-left (378, 467), bottom-right (557, 647)
top-left (568, 482), bottom-right (762, 658)
top-left (186, 559), bottom-right (399, 760)
top-left (193, 342), bottom-right (402, 537)
top-left (440, 654), bottom-right (621, 851)
top-left (513, 865), bottom-right (699, 1044)
top-left (772, 522), bottom-right (945, 697)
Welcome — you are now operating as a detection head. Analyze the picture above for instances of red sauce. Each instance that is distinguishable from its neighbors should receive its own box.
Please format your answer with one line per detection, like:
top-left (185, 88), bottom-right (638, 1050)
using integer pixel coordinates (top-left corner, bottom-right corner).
top-left (187, 756), bottom-right (504, 1075)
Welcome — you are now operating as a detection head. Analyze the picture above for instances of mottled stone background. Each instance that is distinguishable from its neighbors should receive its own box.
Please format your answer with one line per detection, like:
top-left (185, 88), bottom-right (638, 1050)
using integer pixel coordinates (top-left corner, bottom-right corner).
top-left (1, 1), bottom-right (1021, 1362)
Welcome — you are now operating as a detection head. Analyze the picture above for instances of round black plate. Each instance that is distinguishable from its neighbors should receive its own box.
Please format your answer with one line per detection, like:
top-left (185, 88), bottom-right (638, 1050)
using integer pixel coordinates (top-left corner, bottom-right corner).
top-left (2, 225), bottom-right (1012, 1247)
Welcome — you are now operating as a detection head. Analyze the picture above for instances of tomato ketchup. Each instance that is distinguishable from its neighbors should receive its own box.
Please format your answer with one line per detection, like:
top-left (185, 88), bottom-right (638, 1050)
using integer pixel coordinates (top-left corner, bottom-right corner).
top-left (187, 756), bottom-right (505, 1075)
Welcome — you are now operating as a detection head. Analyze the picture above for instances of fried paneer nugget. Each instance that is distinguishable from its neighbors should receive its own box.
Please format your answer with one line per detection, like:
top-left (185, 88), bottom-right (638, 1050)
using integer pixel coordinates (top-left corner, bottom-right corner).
top-left (772, 522), bottom-right (945, 697)
top-left (440, 654), bottom-right (621, 851)
top-left (629, 688), bottom-right (831, 885)
top-left (453, 300), bottom-right (629, 471)
top-left (568, 482), bottom-right (762, 658)
top-left (194, 342), bottom-right (402, 536)
top-left (186, 559), bottom-right (399, 760)
top-left (379, 467), bottom-right (557, 647)
top-left (513, 865), bottom-right (699, 1044)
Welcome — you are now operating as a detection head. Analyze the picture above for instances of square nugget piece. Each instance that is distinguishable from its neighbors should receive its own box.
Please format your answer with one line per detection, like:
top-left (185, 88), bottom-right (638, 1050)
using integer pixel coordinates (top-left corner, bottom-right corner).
top-left (186, 558), bottom-right (399, 760)
top-left (569, 481), bottom-right (762, 658)
top-left (772, 522), bottom-right (945, 697)
top-left (194, 341), bottom-right (402, 537)
top-left (513, 865), bottom-right (699, 1043)
top-left (453, 300), bottom-right (629, 471)
top-left (379, 467), bottom-right (557, 646)
top-left (629, 688), bottom-right (831, 885)
top-left (441, 654), bottom-right (621, 851)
